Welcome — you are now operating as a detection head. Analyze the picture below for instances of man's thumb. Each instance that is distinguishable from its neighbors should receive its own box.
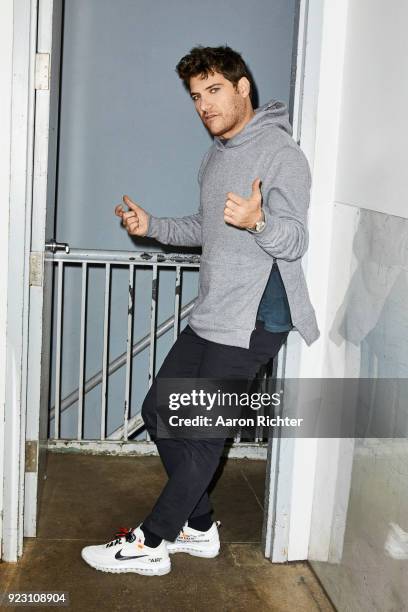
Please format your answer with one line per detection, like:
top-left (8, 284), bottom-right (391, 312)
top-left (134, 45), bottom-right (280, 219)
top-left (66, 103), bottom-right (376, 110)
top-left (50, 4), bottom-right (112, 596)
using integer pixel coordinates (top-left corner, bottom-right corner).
top-left (251, 178), bottom-right (262, 198)
top-left (123, 194), bottom-right (142, 212)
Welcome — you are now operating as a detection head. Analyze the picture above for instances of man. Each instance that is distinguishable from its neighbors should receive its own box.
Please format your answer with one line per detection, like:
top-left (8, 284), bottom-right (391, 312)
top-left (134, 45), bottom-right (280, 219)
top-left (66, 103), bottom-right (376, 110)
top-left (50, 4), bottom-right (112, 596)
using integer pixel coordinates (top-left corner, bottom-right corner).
top-left (81, 46), bottom-right (319, 575)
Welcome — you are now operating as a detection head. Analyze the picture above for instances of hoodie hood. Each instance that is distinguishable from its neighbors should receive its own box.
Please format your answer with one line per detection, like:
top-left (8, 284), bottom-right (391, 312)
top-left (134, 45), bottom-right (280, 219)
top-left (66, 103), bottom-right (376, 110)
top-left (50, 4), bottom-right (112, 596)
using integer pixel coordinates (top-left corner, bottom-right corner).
top-left (214, 99), bottom-right (292, 150)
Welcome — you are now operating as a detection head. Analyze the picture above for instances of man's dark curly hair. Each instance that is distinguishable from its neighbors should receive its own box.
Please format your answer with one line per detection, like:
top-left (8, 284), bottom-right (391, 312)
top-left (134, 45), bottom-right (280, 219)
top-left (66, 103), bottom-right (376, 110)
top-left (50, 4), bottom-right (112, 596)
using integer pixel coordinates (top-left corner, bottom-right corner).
top-left (176, 45), bottom-right (253, 95)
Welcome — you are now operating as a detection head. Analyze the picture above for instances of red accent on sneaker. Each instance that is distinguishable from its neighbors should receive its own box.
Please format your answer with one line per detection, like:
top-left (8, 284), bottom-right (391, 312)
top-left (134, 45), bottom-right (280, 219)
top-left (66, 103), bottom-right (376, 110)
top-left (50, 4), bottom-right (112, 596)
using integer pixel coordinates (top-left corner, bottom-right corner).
top-left (113, 527), bottom-right (133, 539)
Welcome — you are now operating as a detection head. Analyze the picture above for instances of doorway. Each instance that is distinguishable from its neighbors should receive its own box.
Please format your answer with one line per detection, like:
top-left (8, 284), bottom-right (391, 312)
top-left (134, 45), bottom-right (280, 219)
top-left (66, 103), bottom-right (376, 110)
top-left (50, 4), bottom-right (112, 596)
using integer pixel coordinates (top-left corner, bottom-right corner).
top-left (21, 0), bottom-right (307, 563)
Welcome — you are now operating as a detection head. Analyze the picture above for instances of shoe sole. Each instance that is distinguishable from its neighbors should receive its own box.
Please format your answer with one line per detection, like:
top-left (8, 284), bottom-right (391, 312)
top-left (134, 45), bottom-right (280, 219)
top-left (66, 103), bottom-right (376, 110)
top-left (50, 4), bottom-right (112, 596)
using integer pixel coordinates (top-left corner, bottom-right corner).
top-left (167, 546), bottom-right (219, 558)
top-left (81, 551), bottom-right (171, 575)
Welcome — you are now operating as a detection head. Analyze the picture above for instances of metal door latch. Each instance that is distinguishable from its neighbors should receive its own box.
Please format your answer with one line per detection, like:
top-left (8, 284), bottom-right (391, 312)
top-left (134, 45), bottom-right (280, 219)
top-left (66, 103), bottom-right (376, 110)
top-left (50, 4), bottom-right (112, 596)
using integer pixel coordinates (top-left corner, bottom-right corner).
top-left (45, 240), bottom-right (70, 254)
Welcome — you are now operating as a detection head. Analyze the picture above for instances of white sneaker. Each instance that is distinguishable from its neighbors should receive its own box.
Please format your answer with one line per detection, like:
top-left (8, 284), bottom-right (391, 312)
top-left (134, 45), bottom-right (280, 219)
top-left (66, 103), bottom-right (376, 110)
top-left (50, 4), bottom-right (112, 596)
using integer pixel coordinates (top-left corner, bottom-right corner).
top-left (166, 521), bottom-right (221, 558)
top-left (81, 525), bottom-right (171, 575)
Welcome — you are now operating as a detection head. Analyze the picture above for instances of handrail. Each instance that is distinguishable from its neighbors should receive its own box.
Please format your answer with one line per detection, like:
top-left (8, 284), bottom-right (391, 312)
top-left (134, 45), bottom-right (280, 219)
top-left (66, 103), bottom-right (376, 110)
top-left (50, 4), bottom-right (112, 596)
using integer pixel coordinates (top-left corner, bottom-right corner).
top-left (46, 248), bottom-right (201, 267)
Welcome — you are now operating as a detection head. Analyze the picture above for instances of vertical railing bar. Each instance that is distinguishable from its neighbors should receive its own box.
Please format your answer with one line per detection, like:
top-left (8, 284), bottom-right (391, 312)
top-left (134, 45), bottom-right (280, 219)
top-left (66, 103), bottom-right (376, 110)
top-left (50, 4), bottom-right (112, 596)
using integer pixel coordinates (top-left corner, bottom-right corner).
top-left (254, 369), bottom-right (267, 443)
top-left (173, 266), bottom-right (181, 342)
top-left (261, 369), bottom-right (268, 442)
top-left (124, 264), bottom-right (135, 441)
top-left (78, 262), bottom-right (88, 440)
top-left (101, 263), bottom-right (111, 440)
top-left (279, 340), bottom-right (288, 381)
top-left (54, 261), bottom-right (64, 440)
top-left (146, 264), bottom-right (158, 441)
top-left (148, 264), bottom-right (158, 387)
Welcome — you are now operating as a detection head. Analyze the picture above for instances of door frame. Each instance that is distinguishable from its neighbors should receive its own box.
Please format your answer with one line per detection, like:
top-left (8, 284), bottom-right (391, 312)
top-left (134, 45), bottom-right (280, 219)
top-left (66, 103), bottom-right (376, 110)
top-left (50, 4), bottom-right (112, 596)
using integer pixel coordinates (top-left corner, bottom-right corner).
top-left (262, 0), bottom-right (328, 562)
top-left (24, 0), bottom-right (63, 541)
top-left (1, 0), bottom-right (38, 561)
top-left (263, 0), bottom-right (353, 563)
top-left (0, 0), bottom-right (14, 562)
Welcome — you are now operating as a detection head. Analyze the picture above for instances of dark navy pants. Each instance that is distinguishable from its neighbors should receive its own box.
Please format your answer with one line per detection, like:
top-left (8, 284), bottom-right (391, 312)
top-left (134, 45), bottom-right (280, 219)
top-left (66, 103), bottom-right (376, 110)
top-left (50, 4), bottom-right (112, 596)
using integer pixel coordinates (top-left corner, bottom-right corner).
top-left (141, 321), bottom-right (288, 541)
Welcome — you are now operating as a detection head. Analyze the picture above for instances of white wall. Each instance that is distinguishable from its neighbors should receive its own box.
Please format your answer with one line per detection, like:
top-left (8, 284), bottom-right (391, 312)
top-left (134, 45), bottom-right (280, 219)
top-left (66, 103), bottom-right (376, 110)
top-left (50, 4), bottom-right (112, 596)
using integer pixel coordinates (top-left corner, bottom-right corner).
top-left (0, 0), bottom-right (14, 558)
top-left (282, 0), bottom-right (351, 562)
top-left (302, 0), bottom-right (408, 609)
top-left (335, 0), bottom-right (408, 218)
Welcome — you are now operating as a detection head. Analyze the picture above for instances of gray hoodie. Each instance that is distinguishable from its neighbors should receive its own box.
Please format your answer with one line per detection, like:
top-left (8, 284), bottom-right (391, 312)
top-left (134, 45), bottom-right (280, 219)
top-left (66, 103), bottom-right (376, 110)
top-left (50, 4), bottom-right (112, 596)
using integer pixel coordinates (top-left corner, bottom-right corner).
top-left (146, 99), bottom-right (320, 349)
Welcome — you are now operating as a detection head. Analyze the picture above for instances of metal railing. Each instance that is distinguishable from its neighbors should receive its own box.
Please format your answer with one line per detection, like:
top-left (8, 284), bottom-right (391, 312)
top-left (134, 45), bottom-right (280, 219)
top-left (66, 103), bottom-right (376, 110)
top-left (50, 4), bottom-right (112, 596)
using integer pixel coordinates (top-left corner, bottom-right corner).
top-left (46, 248), bottom-right (277, 453)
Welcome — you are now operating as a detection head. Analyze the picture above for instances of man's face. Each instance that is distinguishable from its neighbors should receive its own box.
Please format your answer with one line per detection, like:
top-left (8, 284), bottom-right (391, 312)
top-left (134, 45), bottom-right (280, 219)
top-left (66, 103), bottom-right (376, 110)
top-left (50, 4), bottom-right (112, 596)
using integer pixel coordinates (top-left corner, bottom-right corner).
top-left (189, 71), bottom-right (249, 139)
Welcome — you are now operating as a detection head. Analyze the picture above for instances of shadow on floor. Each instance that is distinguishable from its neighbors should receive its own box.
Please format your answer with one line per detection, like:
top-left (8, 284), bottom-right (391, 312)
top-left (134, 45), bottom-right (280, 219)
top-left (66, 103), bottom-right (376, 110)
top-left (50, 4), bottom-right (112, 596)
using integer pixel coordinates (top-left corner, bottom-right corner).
top-left (0, 452), bottom-right (334, 612)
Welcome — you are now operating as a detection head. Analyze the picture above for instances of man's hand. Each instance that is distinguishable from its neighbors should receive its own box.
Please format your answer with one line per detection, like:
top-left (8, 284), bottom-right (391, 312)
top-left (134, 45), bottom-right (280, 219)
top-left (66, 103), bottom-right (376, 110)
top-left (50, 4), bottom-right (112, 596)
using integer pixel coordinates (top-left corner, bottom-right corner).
top-left (224, 178), bottom-right (263, 229)
top-left (114, 195), bottom-right (149, 237)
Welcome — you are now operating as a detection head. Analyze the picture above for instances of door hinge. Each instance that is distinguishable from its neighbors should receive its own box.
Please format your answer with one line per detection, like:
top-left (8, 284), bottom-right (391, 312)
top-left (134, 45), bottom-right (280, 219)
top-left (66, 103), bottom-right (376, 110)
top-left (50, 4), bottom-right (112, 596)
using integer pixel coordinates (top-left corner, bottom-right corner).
top-left (35, 52), bottom-right (50, 90)
top-left (29, 252), bottom-right (44, 287)
top-left (25, 441), bottom-right (38, 473)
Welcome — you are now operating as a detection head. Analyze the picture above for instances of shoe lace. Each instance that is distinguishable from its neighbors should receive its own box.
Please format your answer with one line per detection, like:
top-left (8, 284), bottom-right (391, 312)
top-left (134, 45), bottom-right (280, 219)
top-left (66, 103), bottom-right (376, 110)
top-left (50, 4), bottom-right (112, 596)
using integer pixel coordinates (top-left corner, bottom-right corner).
top-left (106, 527), bottom-right (136, 548)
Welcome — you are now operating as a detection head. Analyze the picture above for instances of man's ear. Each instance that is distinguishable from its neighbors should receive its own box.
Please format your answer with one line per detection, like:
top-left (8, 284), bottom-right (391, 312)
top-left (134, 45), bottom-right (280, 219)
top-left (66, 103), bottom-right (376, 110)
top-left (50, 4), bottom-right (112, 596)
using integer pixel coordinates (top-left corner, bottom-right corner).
top-left (237, 76), bottom-right (251, 98)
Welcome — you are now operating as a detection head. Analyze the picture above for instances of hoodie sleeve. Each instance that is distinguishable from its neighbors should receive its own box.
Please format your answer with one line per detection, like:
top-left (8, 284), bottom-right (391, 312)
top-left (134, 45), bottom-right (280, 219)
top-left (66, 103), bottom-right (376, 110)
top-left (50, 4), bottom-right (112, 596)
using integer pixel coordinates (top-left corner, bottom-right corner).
top-left (145, 210), bottom-right (202, 247)
top-left (253, 145), bottom-right (312, 261)
top-left (144, 149), bottom-right (212, 247)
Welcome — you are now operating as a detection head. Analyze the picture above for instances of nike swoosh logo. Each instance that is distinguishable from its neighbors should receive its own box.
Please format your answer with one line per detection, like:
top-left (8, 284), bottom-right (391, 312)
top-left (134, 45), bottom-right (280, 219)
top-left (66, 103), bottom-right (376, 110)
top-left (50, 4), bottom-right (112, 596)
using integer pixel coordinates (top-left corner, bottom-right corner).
top-left (115, 549), bottom-right (149, 560)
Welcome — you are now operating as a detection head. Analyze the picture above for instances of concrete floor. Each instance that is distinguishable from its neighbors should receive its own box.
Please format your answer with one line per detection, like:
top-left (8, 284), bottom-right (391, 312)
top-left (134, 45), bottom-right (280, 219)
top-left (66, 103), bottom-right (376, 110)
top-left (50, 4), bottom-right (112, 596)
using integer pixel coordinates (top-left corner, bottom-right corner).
top-left (0, 452), bottom-right (334, 612)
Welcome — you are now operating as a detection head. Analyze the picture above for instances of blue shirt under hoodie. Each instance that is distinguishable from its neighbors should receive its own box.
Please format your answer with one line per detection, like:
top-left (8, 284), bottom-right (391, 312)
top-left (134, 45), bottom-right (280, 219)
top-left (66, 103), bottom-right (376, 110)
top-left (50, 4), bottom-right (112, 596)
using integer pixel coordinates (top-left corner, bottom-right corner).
top-left (257, 263), bottom-right (293, 332)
